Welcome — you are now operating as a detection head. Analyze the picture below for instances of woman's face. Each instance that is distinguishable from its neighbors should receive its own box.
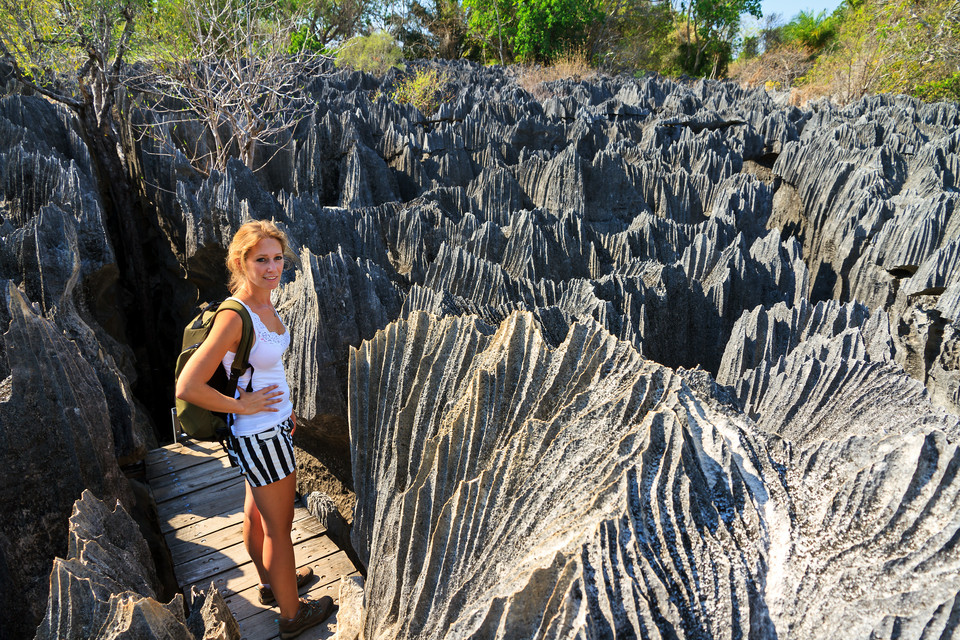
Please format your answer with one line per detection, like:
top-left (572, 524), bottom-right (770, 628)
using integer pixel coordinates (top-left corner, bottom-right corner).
top-left (242, 237), bottom-right (284, 292)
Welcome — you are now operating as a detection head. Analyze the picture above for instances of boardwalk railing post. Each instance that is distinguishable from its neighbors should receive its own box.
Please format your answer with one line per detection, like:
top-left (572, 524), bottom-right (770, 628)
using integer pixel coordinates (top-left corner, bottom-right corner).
top-left (171, 407), bottom-right (183, 442)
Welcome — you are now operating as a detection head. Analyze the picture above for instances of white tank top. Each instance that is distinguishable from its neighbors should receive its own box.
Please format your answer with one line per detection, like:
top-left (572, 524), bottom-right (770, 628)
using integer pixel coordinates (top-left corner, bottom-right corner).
top-left (221, 297), bottom-right (294, 436)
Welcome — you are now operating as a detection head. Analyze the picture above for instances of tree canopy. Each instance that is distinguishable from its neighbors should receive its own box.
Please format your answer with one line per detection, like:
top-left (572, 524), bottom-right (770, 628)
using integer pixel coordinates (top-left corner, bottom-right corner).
top-left (0, 0), bottom-right (140, 113)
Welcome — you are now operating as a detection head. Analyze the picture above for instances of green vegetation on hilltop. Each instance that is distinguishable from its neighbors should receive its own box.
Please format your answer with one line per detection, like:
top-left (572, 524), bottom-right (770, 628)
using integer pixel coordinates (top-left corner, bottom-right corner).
top-left (0, 0), bottom-right (955, 114)
top-left (732, 0), bottom-right (960, 103)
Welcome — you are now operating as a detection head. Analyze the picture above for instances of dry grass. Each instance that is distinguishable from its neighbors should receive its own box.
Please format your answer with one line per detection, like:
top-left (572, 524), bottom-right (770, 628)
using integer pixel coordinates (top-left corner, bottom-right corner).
top-left (516, 49), bottom-right (597, 99)
top-left (728, 44), bottom-right (815, 93)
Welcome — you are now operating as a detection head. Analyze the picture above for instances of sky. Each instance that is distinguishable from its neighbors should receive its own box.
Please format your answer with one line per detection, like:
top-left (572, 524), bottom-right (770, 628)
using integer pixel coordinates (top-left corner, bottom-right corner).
top-left (759, 0), bottom-right (843, 23)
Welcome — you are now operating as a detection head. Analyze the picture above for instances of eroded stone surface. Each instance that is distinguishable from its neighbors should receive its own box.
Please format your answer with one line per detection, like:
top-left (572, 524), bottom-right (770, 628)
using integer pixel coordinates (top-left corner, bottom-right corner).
top-left (4, 62), bottom-right (960, 639)
top-left (0, 285), bottom-right (135, 639)
top-left (34, 491), bottom-right (235, 640)
top-left (349, 310), bottom-right (960, 639)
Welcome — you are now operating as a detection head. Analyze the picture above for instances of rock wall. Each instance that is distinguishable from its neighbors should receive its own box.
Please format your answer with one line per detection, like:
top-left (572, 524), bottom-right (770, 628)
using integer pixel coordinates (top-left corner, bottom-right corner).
top-left (2, 59), bottom-right (960, 637)
top-left (0, 283), bottom-right (136, 639)
top-left (349, 310), bottom-right (960, 639)
top-left (34, 490), bottom-right (238, 640)
top-left (0, 93), bottom-right (164, 639)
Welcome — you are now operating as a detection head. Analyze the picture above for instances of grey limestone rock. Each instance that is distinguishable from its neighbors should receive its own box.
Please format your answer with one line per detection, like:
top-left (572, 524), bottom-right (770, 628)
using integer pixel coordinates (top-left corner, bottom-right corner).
top-left (0, 95), bottom-right (155, 465)
top-left (717, 298), bottom-right (894, 386)
top-left (350, 311), bottom-right (772, 639)
top-left (186, 584), bottom-right (242, 640)
top-left (8, 60), bottom-right (960, 640)
top-left (34, 491), bottom-right (235, 640)
top-left (277, 247), bottom-right (404, 427)
top-left (349, 310), bottom-right (960, 639)
top-left (0, 283), bottom-right (134, 639)
top-left (715, 298), bottom-right (960, 446)
top-left (333, 576), bottom-right (364, 640)
top-left (339, 141), bottom-right (400, 209)
top-left (174, 159), bottom-right (285, 280)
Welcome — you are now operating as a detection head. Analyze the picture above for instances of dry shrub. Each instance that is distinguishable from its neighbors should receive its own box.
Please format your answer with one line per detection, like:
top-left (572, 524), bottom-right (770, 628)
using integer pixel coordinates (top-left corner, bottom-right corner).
top-left (517, 49), bottom-right (597, 99)
top-left (798, 35), bottom-right (886, 105)
top-left (729, 44), bottom-right (815, 91)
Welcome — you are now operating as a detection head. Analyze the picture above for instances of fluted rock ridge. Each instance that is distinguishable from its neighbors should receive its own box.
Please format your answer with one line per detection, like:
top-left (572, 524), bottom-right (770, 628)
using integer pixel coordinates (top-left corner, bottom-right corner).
top-left (350, 311), bottom-right (769, 638)
top-left (349, 311), bottom-right (960, 639)
top-left (0, 283), bottom-right (136, 639)
top-left (717, 299), bottom-right (960, 445)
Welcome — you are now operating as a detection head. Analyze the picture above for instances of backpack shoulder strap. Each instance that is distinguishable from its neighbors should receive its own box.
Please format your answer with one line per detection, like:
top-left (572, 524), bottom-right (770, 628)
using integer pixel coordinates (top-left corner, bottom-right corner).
top-left (217, 298), bottom-right (255, 380)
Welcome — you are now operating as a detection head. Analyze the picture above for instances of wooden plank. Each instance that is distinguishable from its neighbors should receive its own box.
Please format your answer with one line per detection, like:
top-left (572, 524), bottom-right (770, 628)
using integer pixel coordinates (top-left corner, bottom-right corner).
top-left (175, 540), bottom-right (251, 588)
top-left (146, 445), bottom-right (228, 477)
top-left (151, 463), bottom-right (240, 504)
top-left (157, 475), bottom-right (245, 533)
top-left (146, 441), bottom-right (227, 478)
top-left (168, 508), bottom-right (320, 565)
top-left (163, 508), bottom-right (244, 553)
top-left (149, 453), bottom-right (231, 490)
top-left (184, 535), bottom-right (341, 596)
top-left (223, 565), bottom-right (357, 623)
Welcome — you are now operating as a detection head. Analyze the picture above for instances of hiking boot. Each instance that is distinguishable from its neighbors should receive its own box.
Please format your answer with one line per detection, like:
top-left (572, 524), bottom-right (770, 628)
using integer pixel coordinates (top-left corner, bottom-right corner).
top-left (258, 566), bottom-right (315, 605)
top-left (277, 596), bottom-right (336, 639)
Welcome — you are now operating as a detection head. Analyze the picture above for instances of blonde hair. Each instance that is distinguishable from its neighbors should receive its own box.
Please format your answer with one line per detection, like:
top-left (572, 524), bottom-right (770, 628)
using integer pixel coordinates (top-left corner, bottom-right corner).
top-left (226, 220), bottom-right (290, 294)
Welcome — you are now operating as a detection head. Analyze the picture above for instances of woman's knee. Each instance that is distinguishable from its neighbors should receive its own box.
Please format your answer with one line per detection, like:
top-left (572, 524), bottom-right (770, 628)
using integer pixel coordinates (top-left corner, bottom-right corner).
top-left (243, 489), bottom-right (262, 522)
top-left (250, 472), bottom-right (296, 534)
top-left (260, 508), bottom-right (294, 537)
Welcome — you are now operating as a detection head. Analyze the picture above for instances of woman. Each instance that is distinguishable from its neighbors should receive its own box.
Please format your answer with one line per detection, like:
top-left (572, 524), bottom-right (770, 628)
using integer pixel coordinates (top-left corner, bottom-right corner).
top-left (176, 220), bottom-right (334, 639)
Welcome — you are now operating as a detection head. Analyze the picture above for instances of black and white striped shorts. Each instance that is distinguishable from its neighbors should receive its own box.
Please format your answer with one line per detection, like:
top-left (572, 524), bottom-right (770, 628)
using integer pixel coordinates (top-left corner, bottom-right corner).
top-left (226, 419), bottom-right (296, 488)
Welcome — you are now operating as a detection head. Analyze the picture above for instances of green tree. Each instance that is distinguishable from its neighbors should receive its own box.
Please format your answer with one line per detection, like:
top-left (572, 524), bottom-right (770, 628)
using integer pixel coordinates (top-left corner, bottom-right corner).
top-left (761, 12), bottom-right (784, 51)
top-left (678, 0), bottom-right (762, 77)
top-left (781, 9), bottom-right (837, 49)
top-left (463, 0), bottom-right (604, 63)
top-left (596, 0), bottom-right (674, 73)
top-left (463, 0), bottom-right (517, 62)
top-left (514, 0), bottom-right (604, 61)
top-left (385, 66), bottom-right (454, 113)
top-left (0, 0), bottom-right (140, 155)
top-left (801, 0), bottom-right (960, 102)
top-left (402, 0), bottom-right (469, 59)
top-left (284, 0), bottom-right (376, 52)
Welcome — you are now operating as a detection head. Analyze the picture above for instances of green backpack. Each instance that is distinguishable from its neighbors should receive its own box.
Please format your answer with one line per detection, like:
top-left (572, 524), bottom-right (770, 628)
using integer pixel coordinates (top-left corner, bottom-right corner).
top-left (174, 299), bottom-right (255, 441)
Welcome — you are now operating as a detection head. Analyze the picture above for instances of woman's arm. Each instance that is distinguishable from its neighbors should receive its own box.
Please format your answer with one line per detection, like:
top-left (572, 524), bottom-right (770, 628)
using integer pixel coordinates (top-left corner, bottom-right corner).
top-left (175, 310), bottom-right (283, 415)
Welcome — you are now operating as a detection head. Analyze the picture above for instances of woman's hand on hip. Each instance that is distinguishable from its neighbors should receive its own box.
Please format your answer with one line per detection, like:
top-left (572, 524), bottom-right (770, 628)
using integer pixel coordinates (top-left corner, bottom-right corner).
top-left (236, 385), bottom-right (283, 414)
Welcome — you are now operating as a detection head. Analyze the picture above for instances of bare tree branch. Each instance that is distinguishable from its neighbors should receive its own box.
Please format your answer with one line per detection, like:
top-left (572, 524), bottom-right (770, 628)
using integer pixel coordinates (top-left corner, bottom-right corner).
top-left (132, 0), bottom-right (325, 174)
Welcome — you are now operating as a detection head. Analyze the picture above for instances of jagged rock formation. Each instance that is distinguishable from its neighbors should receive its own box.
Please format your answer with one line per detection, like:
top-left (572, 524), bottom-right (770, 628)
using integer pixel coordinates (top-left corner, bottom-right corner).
top-left (126, 63), bottom-right (960, 436)
top-left (333, 576), bottom-right (364, 640)
top-left (714, 299), bottom-right (952, 444)
top-left (0, 96), bottom-right (155, 464)
top-left (0, 283), bottom-right (136, 639)
top-left (3, 58), bottom-right (960, 638)
top-left (34, 490), bottom-right (237, 640)
top-left (348, 310), bottom-right (960, 639)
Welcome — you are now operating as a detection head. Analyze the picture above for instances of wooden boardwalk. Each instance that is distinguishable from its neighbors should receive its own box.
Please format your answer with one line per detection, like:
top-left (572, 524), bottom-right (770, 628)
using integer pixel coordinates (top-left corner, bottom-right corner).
top-left (146, 439), bottom-right (358, 640)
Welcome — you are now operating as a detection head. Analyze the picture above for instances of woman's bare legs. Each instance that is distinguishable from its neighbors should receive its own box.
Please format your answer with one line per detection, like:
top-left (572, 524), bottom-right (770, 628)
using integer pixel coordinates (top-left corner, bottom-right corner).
top-left (242, 482), bottom-right (270, 586)
top-left (248, 471), bottom-right (300, 619)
